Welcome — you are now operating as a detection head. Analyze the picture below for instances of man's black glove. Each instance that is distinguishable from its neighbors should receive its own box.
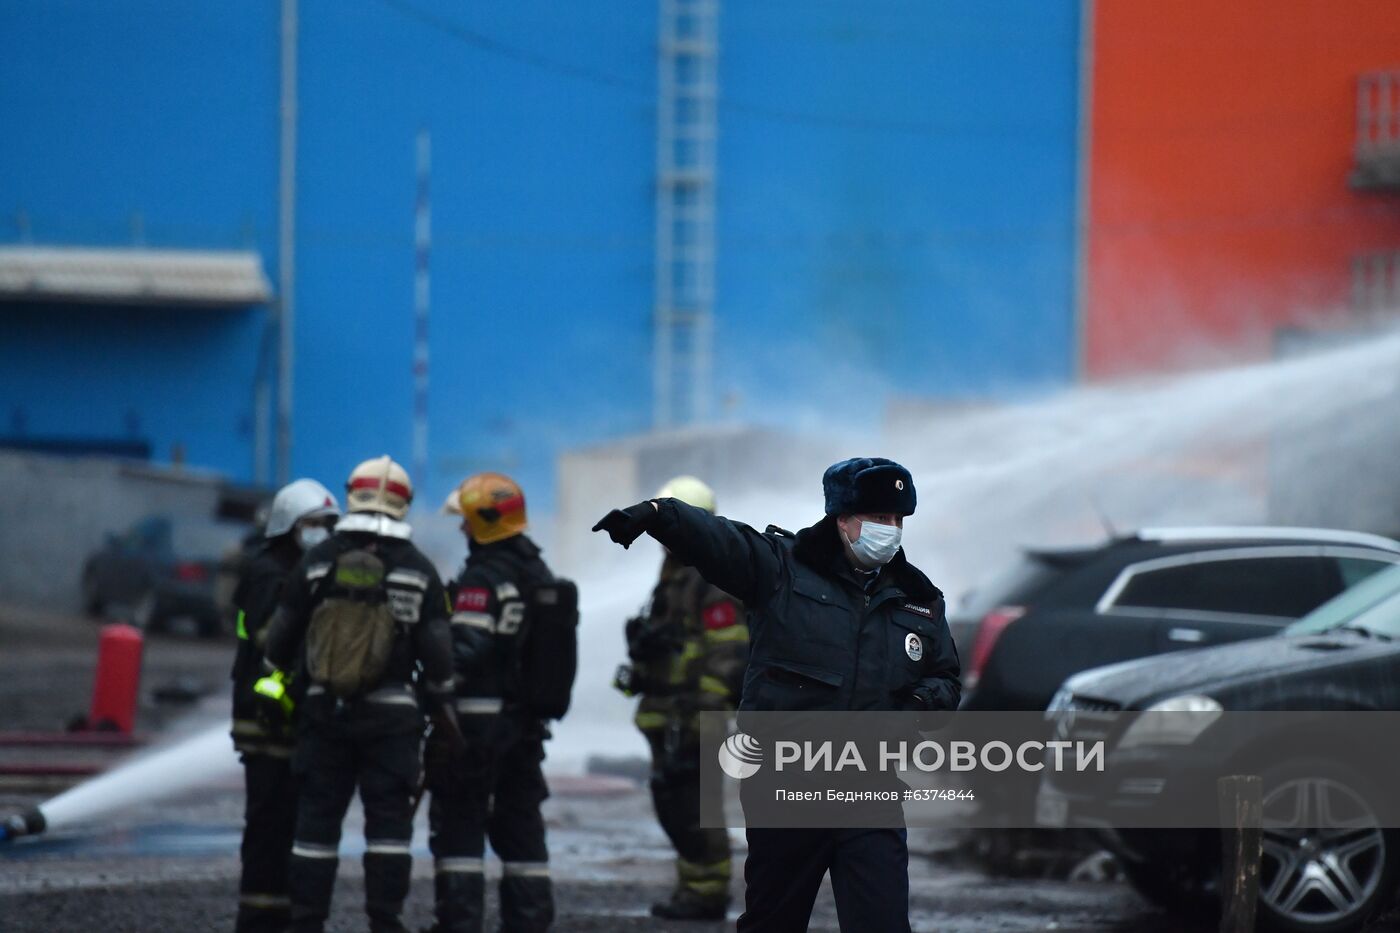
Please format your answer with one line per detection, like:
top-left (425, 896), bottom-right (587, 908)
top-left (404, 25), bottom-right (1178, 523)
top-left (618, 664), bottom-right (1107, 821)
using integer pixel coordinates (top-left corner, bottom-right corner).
top-left (903, 684), bottom-right (953, 732)
top-left (591, 501), bottom-right (658, 549)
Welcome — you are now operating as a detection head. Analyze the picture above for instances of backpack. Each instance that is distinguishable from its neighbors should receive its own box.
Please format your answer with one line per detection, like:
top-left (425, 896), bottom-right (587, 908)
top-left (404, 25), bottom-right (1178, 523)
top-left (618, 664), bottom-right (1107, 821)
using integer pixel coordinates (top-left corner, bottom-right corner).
top-left (305, 547), bottom-right (398, 698)
top-left (518, 578), bottom-right (579, 720)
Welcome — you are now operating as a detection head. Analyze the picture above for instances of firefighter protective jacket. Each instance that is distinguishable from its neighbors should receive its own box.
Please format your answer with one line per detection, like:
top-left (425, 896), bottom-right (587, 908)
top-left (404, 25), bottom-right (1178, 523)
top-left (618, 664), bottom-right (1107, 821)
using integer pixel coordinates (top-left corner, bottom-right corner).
top-left (264, 525), bottom-right (455, 720)
top-left (448, 534), bottom-right (554, 714)
top-left (648, 499), bottom-right (960, 713)
top-left (231, 536), bottom-right (301, 755)
top-left (632, 556), bottom-right (748, 720)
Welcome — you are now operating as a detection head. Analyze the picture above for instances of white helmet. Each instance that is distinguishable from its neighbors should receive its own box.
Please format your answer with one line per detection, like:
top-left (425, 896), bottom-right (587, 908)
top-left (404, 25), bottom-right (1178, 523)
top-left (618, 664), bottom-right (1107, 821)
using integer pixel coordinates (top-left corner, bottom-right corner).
top-left (656, 475), bottom-right (716, 513)
top-left (441, 483), bottom-right (465, 515)
top-left (346, 455), bottom-right (413, 520)
top-left (265, 479), bottom-right (340, 539)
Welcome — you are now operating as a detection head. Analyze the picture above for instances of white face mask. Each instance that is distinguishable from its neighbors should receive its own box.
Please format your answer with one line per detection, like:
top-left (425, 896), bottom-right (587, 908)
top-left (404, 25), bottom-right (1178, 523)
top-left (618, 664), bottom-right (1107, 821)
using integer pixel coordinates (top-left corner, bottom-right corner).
top-left (296, 524), bottom-right (330, 551)
top-left (849, 521), bottom-right (902, 567)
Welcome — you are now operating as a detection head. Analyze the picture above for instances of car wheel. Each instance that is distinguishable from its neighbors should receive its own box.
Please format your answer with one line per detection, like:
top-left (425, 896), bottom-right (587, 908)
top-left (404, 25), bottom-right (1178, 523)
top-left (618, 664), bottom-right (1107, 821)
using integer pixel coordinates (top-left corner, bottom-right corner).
top-left (81, 570), bottom-right (104, 617)
top-left (197, 610), bottom-right (224, 639)
top-left (133, 591), bottom-right (164, 634)
top-left (1256, 760), bottom-right (1397, 933)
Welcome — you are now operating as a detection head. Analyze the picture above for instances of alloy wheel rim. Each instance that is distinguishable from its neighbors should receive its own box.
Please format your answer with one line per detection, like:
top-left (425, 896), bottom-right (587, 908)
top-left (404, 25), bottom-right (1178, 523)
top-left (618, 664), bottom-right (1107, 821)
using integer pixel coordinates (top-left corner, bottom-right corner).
top-left (1259, 777), bottom-right (1384, 923)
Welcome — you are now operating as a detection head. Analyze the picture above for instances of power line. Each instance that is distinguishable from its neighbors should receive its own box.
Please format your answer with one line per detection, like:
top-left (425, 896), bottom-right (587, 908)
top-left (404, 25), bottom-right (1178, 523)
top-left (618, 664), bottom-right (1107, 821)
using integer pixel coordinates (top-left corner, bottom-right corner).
top-left (373, 0), bottom-right (647, 93)
top-left (370, 0), bottom-right (1058, 137)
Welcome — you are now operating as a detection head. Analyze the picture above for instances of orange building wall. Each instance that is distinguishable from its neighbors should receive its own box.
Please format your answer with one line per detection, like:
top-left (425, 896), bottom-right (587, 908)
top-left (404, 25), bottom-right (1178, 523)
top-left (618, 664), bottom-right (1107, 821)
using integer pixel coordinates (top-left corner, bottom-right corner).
top-left (1084, 0), bottom-right (1400, 378)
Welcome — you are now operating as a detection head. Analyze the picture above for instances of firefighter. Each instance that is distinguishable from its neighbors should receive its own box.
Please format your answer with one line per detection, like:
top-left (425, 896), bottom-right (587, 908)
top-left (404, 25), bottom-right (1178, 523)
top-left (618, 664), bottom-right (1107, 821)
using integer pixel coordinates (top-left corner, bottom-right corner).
top-left (593, 457), bottom-right (960, 933)
top-left (427, 471), bottom-right (578, 933)
top-left (614, 475), bottom-right (748, 921)
top-left (259, 455), bottom-right (461, 933)
top-left (231, 478), bottom-right (340, 933)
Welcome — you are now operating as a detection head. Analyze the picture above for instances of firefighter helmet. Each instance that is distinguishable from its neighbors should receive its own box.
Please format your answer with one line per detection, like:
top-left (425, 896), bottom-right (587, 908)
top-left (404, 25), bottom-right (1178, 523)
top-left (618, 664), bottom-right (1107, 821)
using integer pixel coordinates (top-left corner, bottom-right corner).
top-left (265, 478), bottom-right (341, 538)
top-left (458, 472), bottom-right (527, 544)
top-left (441, 484), bottom-right (464, 516)
top-left (346, 455), bottom-right (413, 519)
top-left (656, 475), bottom-right (716, 513)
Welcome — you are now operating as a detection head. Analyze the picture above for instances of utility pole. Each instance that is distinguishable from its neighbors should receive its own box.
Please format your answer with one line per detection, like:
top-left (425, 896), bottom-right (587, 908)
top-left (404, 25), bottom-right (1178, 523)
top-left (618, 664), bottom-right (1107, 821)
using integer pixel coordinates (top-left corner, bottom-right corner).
top-left (275, 0), bottom-right (298, 484)
top-left (653, 0), bottom-right (719, 428)
top-left (413, 129), bottom-right (432, 490)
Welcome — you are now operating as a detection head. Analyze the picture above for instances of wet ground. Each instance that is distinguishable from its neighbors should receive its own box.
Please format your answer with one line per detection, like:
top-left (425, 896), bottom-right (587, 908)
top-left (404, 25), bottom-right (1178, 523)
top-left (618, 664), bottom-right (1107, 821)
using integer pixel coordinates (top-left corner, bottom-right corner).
top-left (2, 604), bottom-right (1399, 931)
top-left (0, 790), bottom-right (1175, 933)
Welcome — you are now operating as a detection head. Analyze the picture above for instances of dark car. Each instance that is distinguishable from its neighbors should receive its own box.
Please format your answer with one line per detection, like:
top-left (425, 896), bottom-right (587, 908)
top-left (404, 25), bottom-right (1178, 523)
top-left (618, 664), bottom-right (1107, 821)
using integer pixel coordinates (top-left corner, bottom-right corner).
top-left (952, 527), bottom-right (1400, 711)
top-left (1037, 565), bottom-right (1400, 933)
top-left (81, 515), bottom-right (246, 637)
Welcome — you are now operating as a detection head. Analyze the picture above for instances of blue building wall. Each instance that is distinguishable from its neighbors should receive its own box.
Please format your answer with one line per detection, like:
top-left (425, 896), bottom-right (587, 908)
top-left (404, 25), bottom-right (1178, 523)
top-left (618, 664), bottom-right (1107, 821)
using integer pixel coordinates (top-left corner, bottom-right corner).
top-left (2, 1), bottom-right (1080, 508)
top-left (0, 1), bottom-right (279, 474)
top-left (717, 1), bottom-right (1081, 424)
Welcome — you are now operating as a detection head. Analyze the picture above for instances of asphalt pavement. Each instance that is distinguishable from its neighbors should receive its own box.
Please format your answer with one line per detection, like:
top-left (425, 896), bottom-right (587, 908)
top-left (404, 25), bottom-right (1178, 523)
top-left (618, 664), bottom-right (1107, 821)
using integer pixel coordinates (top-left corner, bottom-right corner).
top-left (2, 604), bottom-right (1397, 932)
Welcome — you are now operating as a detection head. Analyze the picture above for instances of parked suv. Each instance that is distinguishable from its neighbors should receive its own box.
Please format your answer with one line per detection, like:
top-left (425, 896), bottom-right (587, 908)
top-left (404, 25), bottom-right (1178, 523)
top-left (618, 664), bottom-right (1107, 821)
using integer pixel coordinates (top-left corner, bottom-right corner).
top-left (81, 515), bottom-right (245, 637)
top-left (1037, 564), bottom-right (1400, 933)
top-left (953, 527), bottom-right (1400, 711)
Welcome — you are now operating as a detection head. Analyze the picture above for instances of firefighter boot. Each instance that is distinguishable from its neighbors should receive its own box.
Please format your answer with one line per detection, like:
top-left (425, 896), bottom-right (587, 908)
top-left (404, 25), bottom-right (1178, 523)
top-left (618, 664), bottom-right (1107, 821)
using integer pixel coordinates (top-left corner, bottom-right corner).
top-left (427, 869), bottom-right (485, 933)
top-left (650, 857), bottom-right (730, 920)
top-left (650, 887), bottom-right (730, 921)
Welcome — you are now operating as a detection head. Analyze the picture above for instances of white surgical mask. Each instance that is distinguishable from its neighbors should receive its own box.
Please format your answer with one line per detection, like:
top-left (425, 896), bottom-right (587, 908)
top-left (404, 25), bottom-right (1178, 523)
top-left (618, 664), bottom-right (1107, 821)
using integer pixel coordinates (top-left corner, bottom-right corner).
top-left (296, 525), bottom-right (330, 551)
top-left (849, 521), bottom-right (902, 566)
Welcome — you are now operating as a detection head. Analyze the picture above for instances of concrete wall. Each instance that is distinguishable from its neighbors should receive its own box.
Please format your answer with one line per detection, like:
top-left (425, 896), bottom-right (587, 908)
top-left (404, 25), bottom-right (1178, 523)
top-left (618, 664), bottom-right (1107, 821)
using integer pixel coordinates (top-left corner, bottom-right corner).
top-left (0, 452), bottom-right (238, 613)
top-left (554, 426), bottom-right (839, 571)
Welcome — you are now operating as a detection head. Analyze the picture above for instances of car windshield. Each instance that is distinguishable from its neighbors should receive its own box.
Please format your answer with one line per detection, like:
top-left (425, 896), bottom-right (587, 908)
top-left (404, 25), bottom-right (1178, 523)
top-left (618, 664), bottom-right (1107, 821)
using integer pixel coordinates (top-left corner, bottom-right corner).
top-left (121, 516), bottom-right (246, 559)
top-left (1285, 564), bottom-right (1400, 637)
top-left (171, 520), bottom-right (246, 558)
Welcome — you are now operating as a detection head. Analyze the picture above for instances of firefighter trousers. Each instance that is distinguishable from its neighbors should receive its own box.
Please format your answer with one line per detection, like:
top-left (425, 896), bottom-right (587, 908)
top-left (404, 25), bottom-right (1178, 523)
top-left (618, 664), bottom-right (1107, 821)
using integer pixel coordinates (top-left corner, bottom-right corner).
top-left (641, 720), bottom-right (731, 901)
top-left (287, 715), bottom-right (421, 933)
top-left (427, 711), bottom-right (554, 933)
top-left (236, 750), bottom-right (298, 933)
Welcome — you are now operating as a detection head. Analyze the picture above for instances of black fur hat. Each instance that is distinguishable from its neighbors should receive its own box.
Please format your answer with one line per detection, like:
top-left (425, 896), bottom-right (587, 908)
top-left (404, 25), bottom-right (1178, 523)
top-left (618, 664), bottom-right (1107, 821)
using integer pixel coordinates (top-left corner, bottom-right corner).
top-left (822, 457), bottom-right (916, 517)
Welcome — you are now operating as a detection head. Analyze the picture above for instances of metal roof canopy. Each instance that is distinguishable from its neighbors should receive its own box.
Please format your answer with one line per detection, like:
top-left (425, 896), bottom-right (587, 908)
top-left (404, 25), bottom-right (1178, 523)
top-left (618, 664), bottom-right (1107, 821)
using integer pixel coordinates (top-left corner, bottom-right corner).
top-left (0, 247), bottom-right (272, 308)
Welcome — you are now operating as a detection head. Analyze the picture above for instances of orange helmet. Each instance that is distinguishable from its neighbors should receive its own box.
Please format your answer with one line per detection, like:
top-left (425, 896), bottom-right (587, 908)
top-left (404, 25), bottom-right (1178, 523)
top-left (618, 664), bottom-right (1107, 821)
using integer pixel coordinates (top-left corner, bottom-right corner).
top-left (458, 472), bottom-right (527, 544)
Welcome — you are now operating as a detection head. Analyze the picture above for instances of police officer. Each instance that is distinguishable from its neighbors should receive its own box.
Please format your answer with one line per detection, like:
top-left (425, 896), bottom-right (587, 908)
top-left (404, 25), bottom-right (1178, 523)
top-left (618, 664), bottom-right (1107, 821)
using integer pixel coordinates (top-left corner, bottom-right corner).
top-left (614, 476), bottom-right (747, 921)
top-left (231, 478), bottom-right (340, 933)
top-left (261, 455), bottom-right (460, 933)
top-left (427, 472), bottom-right (560, 933)
top-left (594, 457), bottom-right (960, 933)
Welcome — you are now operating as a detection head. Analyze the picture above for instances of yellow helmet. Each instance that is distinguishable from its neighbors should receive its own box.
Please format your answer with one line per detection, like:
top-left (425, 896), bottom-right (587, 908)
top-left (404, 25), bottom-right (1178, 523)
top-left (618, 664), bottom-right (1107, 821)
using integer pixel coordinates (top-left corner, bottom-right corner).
top-left (458, 472), bottom-right (527, 544)
top-left (656, 475), bottom-right (716, 513)
top-left (346, 455), bottom-right (413, 520)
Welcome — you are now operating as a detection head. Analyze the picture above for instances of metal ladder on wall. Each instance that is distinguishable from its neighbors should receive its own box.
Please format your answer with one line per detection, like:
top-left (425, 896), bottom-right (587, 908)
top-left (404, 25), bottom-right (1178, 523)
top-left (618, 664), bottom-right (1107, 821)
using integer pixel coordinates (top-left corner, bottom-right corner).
top-left (653, 0), bottom-right (719, 428)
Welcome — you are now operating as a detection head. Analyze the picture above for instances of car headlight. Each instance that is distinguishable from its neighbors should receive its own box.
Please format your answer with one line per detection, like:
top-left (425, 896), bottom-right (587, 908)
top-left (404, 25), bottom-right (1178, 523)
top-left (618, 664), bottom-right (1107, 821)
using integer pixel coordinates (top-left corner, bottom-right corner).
top-left (1045, 687), bottom-right (1072, 719)
top-left (1117, 694), bottom-right (1223, 749)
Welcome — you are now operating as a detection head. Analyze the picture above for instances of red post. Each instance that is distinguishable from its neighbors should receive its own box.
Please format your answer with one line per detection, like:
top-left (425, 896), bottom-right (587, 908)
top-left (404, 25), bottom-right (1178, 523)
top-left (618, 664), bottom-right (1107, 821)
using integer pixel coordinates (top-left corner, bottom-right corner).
top-left (89, 623), bottom-right (143, 733)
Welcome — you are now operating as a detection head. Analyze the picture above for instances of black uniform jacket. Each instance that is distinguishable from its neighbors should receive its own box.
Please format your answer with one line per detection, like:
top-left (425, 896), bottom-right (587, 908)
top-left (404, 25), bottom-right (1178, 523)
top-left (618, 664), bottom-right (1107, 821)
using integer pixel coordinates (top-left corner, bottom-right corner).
top-left (264, 527), bottom-right (455, 727)
top-left (649, 499), bottom-right (961, 713)
top-left (448, 534), bottom-right (554, 710)
top-left (230, 536), bottom-right (301, 748)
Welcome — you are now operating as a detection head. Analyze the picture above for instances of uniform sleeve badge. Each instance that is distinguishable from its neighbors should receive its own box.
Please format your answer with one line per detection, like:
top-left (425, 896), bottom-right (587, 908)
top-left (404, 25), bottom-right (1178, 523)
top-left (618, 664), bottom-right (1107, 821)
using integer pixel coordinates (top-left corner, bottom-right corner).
top-left (703, 602), bottom-right (738, 630)
top-left (455, 587), bottom-right (490, 612)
